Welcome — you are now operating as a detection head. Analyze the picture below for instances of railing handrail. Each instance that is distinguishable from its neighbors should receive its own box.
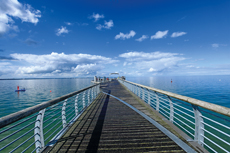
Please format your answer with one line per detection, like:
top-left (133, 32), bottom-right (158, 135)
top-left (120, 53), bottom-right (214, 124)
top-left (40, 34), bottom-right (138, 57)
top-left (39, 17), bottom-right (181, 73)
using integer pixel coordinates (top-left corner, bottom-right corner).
top-left (120, 79), bottom-right (230, 117)
top-left (0, 84), bottom-right (99, 128)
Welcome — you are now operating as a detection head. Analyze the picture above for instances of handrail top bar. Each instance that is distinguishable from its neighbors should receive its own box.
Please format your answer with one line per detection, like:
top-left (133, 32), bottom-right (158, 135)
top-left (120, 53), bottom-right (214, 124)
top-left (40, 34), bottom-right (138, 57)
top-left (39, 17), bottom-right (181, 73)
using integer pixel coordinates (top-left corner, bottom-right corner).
top-left (121, 79), bottom-right (230, 117)
top-left (0, 83), bottom-right (99, 128)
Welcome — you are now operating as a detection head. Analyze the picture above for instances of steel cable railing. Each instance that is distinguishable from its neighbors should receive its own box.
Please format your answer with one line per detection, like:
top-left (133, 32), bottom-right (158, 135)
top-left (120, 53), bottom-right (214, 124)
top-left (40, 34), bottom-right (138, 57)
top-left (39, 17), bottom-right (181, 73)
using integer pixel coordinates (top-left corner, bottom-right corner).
top-left (0, 84), bottom-right (100, 153)
top-left (119, 79), bottom-right (230, 153)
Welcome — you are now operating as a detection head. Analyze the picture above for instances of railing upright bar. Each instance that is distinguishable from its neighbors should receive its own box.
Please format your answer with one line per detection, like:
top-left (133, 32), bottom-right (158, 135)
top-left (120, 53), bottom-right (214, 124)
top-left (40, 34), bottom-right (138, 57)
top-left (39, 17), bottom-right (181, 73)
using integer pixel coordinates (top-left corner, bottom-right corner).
top-left (168, 96), bottom-right (174, 123)
top-left (155, 92), bottom-right (159, 112)
top-left (34, 109), bottom-right (45, 153)
top-left (192, 104), bottom-right (204, 146)
top-left (83, 91), bottom-right (86, 108)
top-left (75, 94), bottom-right (79, 115)
top-left (62, 99), bottom-right (67, 129)
top-left (142, 88), bottom-right (145, 100)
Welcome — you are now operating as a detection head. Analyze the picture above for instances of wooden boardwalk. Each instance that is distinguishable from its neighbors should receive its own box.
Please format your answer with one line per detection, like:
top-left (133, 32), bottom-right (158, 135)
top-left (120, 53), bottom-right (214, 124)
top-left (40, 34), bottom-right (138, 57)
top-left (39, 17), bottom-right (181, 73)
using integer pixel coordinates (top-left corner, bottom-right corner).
top-left (44, 80), bottom-right (192, 153)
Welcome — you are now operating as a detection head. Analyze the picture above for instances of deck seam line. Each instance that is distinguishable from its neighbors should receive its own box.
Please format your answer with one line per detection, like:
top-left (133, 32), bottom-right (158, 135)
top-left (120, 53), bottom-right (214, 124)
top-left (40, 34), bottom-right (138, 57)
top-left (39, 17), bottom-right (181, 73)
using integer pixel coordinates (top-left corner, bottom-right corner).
top-left (102, 91), bottom-right (197, 153)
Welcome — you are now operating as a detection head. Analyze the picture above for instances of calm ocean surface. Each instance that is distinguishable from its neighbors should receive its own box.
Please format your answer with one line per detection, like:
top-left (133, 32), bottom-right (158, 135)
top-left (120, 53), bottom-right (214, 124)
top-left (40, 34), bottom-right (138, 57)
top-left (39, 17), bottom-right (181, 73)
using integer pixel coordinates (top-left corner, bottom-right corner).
top-left (0, 75), bottom-right (229, 118)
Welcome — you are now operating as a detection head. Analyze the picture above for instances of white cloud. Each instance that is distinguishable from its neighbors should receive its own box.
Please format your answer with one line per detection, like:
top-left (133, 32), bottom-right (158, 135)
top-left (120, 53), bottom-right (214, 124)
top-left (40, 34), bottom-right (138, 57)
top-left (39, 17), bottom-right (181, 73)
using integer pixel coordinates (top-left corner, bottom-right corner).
top-left (123, 62), bottom-right (127, 66)
top-left (119, 51), bottom-right (185, 75)
top-left (119, 51), bottom-right (179, 61)
top-left (151, 30), bottom-right (168, 39)
top-left (10, 52), bottom-right (118, 75)
top-left (96, 20), bottom-right (114, 30)
top-left (0, 0), bottom-right (41, 36)
top-left (171, 32), bottom-right (187, 38)
top-left (135, 35), bottom-right (148, 42)
top-left (89, 13), bottom-right (104, 22)
top-left (56, 26), bottom-right (69, 36)
top-left (65, 22), bottom-right (72, 25)
top-left (212, 43), bottom-right (219, 48)
top-left (115, 30), bottom-right (136, 40)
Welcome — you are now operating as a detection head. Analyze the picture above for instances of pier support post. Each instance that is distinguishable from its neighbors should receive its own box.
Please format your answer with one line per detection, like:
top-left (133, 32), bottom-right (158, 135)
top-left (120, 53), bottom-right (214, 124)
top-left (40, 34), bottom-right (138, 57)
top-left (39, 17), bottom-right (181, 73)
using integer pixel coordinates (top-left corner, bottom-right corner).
top-left (62, 99), bottom-right (67, 128)
top-left (168, 96), bottom-right (174, 122)
top-left (192, 105), bottom-right (204, 146)
top-left (155, 92), bottom-right (159, 111)
top-left (34, 109), bottom-right (46, 153)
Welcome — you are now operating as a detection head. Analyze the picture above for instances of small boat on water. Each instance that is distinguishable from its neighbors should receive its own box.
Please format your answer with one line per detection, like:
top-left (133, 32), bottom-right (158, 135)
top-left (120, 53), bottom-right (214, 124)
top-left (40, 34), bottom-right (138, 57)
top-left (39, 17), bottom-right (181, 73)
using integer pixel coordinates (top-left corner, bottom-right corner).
top-left (15, 88), bottom-right (26, 92)
top-left (15, 86), bottom-right (26, 92)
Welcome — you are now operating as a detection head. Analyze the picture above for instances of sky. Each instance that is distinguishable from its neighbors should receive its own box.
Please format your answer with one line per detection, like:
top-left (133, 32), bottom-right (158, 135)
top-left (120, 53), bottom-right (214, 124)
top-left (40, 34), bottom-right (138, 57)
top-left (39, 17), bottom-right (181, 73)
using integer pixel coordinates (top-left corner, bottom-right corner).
top-left (0, 0), bottom-right (230, 78)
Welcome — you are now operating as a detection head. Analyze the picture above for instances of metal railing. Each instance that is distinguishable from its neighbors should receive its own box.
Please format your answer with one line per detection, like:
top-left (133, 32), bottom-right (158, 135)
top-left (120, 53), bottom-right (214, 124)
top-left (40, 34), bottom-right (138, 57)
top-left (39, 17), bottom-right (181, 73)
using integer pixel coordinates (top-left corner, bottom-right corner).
top-left (119, 79), bottom-right (230, 153)
top-left (0, 84), bottom-right (100, 153)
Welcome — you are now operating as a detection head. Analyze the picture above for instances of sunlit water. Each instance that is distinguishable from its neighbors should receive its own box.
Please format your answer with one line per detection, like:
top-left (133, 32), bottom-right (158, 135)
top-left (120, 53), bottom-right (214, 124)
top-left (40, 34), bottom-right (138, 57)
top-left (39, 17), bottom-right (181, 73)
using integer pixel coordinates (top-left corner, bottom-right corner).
top-left (0, 75), bottom-right (229, 118)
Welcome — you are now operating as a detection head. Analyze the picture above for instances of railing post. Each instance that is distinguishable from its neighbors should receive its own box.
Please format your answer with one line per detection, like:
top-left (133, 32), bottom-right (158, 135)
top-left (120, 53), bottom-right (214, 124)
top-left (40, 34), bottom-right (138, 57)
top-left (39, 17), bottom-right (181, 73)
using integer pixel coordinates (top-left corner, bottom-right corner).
top-left (148, 90), bottom-right (150, 105)
top-left (83, 91), bottom-right (86, 108)
top-left (62, 99), bottom-right (67, 128)
top-left (155, 92), bottom-right (159, 111)
top-left (168, 96), bottom-right (174, 122)
top-left (91, 87), bottom-right (94, 100)
top-left (135, 85), bottom-right (137, 95)
top-left (93, 86), bottom-right (96, 98)
top-left (34, 109), bottom-right (46, 153)
top-left (192, 105), bottom-right (204, 146)
top-left (75, 94), bottom-right (79, 115)
top-left (138, 86), bottom-right (141, 98)
top-left (88, 89), bottom-right (91, 104)
top-left (142, 88), bottom-right (145, 100)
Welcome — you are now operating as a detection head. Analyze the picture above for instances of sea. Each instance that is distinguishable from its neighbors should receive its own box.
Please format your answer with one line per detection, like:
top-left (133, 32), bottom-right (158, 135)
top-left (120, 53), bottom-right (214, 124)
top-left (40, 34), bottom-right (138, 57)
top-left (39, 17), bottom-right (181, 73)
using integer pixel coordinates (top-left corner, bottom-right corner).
top-left (0, 75), bottom-right (230, 118)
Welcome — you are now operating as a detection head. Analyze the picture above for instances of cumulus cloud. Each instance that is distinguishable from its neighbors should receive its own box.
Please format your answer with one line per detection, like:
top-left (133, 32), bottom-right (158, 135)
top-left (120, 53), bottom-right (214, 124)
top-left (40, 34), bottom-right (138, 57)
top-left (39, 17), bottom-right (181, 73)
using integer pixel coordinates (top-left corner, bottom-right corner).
top-left (56, 26), bottom-right (69, 36)
top-left (135, 35), bottom-right (148, 42)
top-left (96, 20), bottom-right (114, 30)
top-left (10, 52), bottom-right (118, 75)
top-left (71, 63), bottom-right (102, 76)
top-left (171, 32), bottom-right (187, 38)
top-left (0, 0), bottom-right (41, 36)
top-left (115, 30), bottom-right (136, 40)
top-left (89, 13), bottom-right (104, 22)
top-left (119, 51), bottom-right (185, 75)
top-left (151, 30), bottom-right (168, 39)
top-left (24, 38), bottom-right (37, 45)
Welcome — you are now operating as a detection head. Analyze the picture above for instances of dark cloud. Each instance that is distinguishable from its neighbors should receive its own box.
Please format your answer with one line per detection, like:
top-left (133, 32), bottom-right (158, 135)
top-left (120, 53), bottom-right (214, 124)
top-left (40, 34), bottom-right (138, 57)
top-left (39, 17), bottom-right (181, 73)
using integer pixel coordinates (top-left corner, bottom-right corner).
top-left (0, 49), bottom-right (4, 52)
top-left (24, 38), bottom-right (38, 45)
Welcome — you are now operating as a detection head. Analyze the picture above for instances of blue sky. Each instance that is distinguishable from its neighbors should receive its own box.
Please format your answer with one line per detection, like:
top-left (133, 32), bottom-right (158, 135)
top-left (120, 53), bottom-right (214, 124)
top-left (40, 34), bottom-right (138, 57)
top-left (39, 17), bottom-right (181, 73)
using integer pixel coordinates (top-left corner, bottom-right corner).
top-left (0, 0), bottom-right (229, 78)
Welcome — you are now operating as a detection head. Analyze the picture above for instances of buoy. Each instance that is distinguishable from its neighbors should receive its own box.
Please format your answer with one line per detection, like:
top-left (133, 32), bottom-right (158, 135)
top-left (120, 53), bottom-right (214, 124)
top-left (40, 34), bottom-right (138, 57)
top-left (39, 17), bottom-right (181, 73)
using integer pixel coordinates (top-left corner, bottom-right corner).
top-left (17, 86), bottom-right (19, 90)
top-left (171, 79), bottom-right (172, 83)
top-left (50, 90), bottom-right (52, 92)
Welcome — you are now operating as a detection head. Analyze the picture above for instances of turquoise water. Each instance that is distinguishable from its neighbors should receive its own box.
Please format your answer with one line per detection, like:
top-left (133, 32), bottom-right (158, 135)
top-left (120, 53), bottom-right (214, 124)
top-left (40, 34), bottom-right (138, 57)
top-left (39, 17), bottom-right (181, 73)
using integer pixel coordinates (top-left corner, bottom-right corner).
top-left (0, 75), bottom-right (229, 118)
top-left (0, 78), bottom-right (92, 117)
top-left (127, 75), bottom-right (230, 108)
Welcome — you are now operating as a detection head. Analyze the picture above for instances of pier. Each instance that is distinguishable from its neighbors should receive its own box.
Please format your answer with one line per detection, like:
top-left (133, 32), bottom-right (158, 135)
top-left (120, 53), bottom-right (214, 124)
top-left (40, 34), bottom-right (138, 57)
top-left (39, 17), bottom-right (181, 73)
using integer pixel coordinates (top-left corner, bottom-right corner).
top-left (44, 80), bottom-right (194, 152)
top-left (0, 79), bottom-right (229, 152)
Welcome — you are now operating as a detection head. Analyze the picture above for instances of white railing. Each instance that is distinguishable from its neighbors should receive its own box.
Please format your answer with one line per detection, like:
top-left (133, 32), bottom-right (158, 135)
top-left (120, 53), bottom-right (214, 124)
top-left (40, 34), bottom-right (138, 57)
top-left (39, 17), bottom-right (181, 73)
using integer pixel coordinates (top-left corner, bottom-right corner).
top-left (0, 84), bottom-right (100, 153)
top-left (119, 79), bottom-right (230, 153)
